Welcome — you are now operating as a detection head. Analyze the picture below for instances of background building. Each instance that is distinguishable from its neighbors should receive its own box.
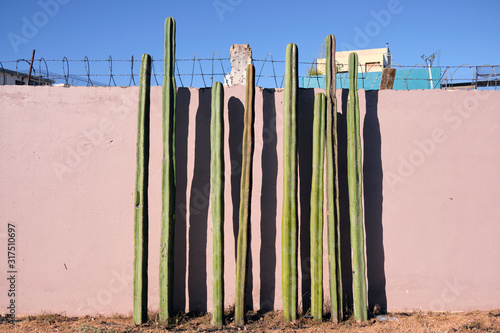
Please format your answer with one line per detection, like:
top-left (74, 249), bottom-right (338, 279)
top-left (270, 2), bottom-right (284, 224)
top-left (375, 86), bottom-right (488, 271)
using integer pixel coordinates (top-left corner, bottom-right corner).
top-left (0, 68), bottom-right (54, 86)
top-left (303, 44), bottom-right (442, 90)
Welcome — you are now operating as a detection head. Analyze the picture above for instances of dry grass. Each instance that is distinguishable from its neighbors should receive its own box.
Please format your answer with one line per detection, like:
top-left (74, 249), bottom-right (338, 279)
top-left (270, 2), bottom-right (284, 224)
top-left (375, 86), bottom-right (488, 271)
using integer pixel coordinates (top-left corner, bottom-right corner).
top-left (0, 310), bottom-right (499, 332)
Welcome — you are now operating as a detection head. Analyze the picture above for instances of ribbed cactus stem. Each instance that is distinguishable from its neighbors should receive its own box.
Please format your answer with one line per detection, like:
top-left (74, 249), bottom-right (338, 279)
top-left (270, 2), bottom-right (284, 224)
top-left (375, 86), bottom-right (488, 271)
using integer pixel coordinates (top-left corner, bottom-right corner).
top-left (325, 34), bottom-right (343, 322)
top-left (282, 42), bottom-right (298, 322)
top-left (347, 52), bottom-right (367, 322)
top-left (310, 93), bottom-right (326, 320)
top-left (133, 53), bottom-right (151, 325)
top-left (211, 81), bottom-right (224, 326)
top-left (159, 16), bottom-right (176, 324)
top-left (235, 63), bottom-right (255, 326)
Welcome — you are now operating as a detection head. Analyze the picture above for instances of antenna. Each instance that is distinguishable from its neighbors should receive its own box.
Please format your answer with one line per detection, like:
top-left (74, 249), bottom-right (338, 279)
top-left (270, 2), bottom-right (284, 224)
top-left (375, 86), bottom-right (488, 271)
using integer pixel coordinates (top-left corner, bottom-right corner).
top-left (421, 52), bottom-right (438, 89)
top-left (421, 52), bottom-right (437, 67)
top-left (384, 43), bottom-right (392, 68)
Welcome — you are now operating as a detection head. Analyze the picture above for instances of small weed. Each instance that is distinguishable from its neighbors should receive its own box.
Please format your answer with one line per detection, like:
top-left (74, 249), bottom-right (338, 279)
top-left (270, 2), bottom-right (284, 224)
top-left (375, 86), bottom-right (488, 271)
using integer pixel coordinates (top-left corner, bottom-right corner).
top-left (146, 311), bottom-right (160, 327)
top-left (461, 320), bottom-right (483, 330)
top-left (489, 310), bottom-right (500, 317)
top-left (27, 312), bottom-right (75, 323)
top-left (224, 305), bottom-right (235, 324)
top-left (172, 311), bottom-right (189, 326)
top-left (79, 325), bottom-right (103, 333)
top-left (343, 315), bottom-right (357, 327)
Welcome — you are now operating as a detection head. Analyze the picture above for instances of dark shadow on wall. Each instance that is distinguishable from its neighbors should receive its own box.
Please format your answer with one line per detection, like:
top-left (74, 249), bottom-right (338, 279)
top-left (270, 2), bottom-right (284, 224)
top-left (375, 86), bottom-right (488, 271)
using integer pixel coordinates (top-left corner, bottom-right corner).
top-left (297, 88), bottom-right (315, 314)
top-left (176, 87), bottom-right (385, 315)
top-left (259, 89), bottom-right (278, 312)
top-left (228, 96), bottom-right (254, 311)
top-left (337, 89), bottom-right (386, 317)
top-left (187, 88), bottom-right (211, 313)
top-left (228, 97), bottom-right (244, 259)
top-left (363, 90), bottom-right (386, 313)
top-left (246, 94), bottom-right (255, 312)
top-left (338, 89), bottom-right (353, 315)
top-left (174, 88), bottom-right (191, 313)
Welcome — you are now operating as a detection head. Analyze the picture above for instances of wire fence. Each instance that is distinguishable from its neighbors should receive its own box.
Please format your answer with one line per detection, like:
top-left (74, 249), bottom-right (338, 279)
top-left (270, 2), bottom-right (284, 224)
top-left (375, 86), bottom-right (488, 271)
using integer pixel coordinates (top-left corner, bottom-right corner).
top-left (0, 56), bottom-right (498, 90)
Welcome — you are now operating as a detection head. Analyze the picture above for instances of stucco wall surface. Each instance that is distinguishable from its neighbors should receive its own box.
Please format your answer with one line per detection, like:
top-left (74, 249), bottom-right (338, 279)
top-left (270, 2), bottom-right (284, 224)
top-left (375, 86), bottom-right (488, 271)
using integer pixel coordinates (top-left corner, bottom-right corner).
top-left (0, 86), bottom-right (499, 316)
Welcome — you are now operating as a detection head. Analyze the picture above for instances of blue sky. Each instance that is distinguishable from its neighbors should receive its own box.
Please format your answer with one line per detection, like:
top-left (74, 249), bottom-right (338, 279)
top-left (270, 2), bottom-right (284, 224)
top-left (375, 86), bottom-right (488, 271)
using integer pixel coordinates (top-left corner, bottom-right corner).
top-left (1, 0), bottom-right (499, 86)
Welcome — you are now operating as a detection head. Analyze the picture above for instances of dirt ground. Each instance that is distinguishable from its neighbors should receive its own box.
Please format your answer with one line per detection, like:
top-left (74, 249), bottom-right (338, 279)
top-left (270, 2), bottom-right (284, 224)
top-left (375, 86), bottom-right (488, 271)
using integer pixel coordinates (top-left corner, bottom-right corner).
top-left (1, 310), bottom-right (499, 332)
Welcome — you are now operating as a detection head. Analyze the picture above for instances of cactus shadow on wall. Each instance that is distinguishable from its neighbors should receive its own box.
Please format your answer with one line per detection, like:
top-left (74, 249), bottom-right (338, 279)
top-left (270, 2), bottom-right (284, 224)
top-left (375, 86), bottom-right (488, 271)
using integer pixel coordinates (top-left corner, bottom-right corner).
top-left (297, 88), bottom-right (315, 314)
top-left (229, 97), bottom-right (244, 259)
top-left (363, 90), bottom-right (386, 313)
top-left (228, 96), bottom-right (254, 310)
top-left (187, 88), bottom-right (211, 313)
top-left (338, 89), bottom-right (354, 315)
top-left (338, 89), bottom-right (386, 316)
top-left (259, 88), bottom-right (278, 313)
top-left (174, 87), bottom-right (191, 313)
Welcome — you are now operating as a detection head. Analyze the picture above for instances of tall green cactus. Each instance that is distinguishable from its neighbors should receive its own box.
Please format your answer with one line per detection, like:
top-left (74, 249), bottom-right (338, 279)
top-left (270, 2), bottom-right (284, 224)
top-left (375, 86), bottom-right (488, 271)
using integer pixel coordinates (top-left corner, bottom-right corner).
top-left (210, 81), bottom-right (224, 326)
top-left (235, 63), bottom-right (255, 326)
top-left (325, 34), bottom-right (343, 322)
top-left (159, 16), bottom-right (176, 324)
top-left (133, 53), bottom-right (151, 325)
top-left (347, 52), bottom-right (367, 322)
top-left (282, 42), bottom-right (298, 322)
top-left (310, 93), bottom-right (326, 320)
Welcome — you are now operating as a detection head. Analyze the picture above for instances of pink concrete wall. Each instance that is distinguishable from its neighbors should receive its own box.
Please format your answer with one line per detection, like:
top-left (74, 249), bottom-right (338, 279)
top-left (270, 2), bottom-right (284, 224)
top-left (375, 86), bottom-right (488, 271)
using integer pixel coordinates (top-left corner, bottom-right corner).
top-left (0, 86), bottom-right (499, 316)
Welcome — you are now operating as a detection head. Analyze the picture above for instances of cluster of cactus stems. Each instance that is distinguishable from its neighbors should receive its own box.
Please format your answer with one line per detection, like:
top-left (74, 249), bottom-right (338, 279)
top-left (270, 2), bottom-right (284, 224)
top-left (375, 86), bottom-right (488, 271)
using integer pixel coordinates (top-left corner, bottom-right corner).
top-left (210, 81), bottom-right (225, 326)
top-left (159, 16), bottom-right (177, 324)
top-left (282, 42), bottom-right (298, 322)
top-left (310, 92), bottom-right (326, 320)
top-left (347, 52), bottom-right (368, 322)
top-left (133, 54), bottom-right (151, 325)
top-left (325, 35), bottom-right (343, 323)
top-left (133, 17), bottom-right (369, 325)
top-left (235, 63), bottom-right (255, 326)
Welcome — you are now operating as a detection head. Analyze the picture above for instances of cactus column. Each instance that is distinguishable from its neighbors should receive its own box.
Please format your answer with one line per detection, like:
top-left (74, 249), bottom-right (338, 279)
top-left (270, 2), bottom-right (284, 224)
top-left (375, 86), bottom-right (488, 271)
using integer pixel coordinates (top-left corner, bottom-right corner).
top-left (159, 16), bottom-right (176, 324)
top-left (235, 64), bottom-right (255, 326)
top-left (347, 52), bottom-right (368, 322)
top-left (325, 34), bottom-right (343, 322)
top-left (310, 93), bottom-right (326, 320)
top-left (133, 54), bottom-right (151, 325)
top-left (282, 43), bottom-right (298, 322)
top-left (211, 81), bottom-right (224, 326)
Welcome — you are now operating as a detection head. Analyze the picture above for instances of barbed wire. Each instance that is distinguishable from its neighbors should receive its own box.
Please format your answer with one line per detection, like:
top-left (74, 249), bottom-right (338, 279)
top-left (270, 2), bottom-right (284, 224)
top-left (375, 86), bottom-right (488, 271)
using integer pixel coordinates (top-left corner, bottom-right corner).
top-left (0, 56), bottom-right (498, 90)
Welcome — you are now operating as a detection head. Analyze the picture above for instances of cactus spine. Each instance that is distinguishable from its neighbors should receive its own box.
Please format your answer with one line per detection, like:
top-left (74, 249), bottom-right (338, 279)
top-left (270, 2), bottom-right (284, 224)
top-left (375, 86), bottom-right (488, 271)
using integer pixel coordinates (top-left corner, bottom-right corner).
top-left (325, 35), bottom-right (343, 322)
top-left (282, 42), bottom-right (298, 322)
top-left (211, 81), bottom-right (224, 326)
top-left (310, 93), bottom-right (326, 320)
top-left (347, 52), bottom-right (367, 322)
top-left (133, 54), bottom-right (151, 325)
top-left (159, 16), bottom-right (176, 324)
top-left (235, 64), bottom-right (255, 326)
